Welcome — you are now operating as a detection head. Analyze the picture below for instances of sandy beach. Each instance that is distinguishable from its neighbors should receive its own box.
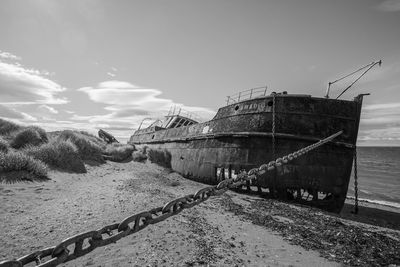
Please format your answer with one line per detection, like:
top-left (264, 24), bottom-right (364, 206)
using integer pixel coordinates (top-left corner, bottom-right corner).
top-left (1, 160), bottom-right (399, 266)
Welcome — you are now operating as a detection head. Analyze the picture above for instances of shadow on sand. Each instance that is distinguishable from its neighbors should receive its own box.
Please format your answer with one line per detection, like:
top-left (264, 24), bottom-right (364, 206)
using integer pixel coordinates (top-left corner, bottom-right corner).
top-left (339, 202), bottom-right (400, 231)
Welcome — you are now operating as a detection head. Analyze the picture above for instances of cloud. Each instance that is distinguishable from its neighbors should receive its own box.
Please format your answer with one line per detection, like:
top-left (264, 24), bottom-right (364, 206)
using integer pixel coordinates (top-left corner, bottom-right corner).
top-left (359, 127), bottom-right (400, 141)
top-left (376, 0), bottom-right (400, 12)
top-left (73, 80), bottom-right (216, 139)
top-left (363, 102), bottom-right (400, 111)
top-left (107, 72), bottom-right (116, 77)
top-left (358, 102), bottom-right (400, 144)
top-left (105, 107), bottom-right (150, 117)
top-left (78, 80), bottom-right (215, 118)
top-left (0, 57), bottom-right (67, 105)
top-left (362, 102), bottom-right (400, 127)
top-left (29, 120), bottom-right (108, 134)
top-left (78, 81), bottom-right (170, 108)
top-left (0, 105), bottom-right (37, 121)
top-left (0, 50), bottom-right (21, 61)
top-left (0, 105), bottom-right (26, 119)
top-left (38, 105), bottom-right (59, 114)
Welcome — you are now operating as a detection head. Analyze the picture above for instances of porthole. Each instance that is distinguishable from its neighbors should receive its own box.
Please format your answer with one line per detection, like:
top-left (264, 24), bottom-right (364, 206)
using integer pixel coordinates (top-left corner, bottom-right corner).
top-left (234, 105), bottom-right (240, 111)
top-left (267, 101), bottom-right (273, 107)
top-left (151, 135), bottom-right (155, 139)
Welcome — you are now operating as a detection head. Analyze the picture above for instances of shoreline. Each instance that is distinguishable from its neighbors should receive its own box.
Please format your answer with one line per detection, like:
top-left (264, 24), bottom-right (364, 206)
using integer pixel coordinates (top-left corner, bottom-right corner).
top-left (346, 196), bottom-right (400, 210)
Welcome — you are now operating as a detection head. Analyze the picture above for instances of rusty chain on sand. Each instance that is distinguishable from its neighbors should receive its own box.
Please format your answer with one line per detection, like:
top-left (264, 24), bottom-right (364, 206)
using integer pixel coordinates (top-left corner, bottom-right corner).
top-left (0, 131), bottom-right (343, 267)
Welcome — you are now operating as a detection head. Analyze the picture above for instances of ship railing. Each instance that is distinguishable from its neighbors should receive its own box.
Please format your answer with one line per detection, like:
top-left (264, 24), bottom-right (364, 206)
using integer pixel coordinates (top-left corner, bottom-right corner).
top-left (226, 86), bottom-right (268, 105)
top-left (166, 106), bottom-right (202, 123)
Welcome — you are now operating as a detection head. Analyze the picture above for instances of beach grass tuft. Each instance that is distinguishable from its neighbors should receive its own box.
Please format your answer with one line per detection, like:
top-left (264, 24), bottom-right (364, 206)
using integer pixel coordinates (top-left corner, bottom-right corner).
top-left (0, 118), bottom-right (22, 136)
top-left (0, 118), bottom-right (142, 182)
top-left (0, 137), bottom-right (9, 153)
top-left (0, 150), bottom-right (48, 183)
top-left (57, 130), bottom-right (105, 164)
top-left (10, 127), bottom-right (48, 149)
top-left (147, 148), bottom-right (172, 169)
top-left (24, 139), bottom-right (86, 173)
top-left (132, 147), bottom-right (148, 162)
top-left (104, 143), bottom-right (135, 162)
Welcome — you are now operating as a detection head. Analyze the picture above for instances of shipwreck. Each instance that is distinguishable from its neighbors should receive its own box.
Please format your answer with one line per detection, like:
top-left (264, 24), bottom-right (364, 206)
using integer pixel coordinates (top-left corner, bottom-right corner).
top-left (128, 61), bottom-right (381, 213)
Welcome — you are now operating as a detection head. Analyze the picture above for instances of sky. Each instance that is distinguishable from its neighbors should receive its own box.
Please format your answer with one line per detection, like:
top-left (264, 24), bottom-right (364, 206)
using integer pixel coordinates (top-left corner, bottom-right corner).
top-left (0, 0), bottom-right (399, 145)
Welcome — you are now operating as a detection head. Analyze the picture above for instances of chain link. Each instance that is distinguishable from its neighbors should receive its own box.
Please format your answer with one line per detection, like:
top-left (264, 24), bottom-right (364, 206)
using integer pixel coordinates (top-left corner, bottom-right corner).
top-left (353, 148), bottom-right (359, 214)
top-left (0, 130), bottom-right (343, 267)
top-left (271, 92), bottom-right (277, 195)
top-left (271, 92), bottom-right (276, 159)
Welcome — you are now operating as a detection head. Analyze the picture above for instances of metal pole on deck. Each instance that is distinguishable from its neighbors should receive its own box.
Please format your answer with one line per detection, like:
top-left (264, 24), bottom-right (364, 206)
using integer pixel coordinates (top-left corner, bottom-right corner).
top-left (325, 82), bottom-right (332, 99)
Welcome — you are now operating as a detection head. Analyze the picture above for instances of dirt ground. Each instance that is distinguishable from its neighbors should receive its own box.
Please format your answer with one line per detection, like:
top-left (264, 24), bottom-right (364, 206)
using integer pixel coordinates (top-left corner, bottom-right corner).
top-left (1, 161), bottom-right (399, 266)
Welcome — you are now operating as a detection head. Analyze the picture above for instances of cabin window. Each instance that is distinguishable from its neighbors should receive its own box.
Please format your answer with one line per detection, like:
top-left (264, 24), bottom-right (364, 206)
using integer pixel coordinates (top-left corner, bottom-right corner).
top-left (224, 168), bottom-right (230, 179)
top-left (231, 169), bottom-right (237, 179)
top-left (216, 167), bottom-right (225, 181)
top-left (151, 135), bottom-right (155, 139)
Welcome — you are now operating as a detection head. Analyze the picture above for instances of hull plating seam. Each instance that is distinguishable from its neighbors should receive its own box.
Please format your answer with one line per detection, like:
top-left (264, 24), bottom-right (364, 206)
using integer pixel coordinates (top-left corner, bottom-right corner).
top-left (131, 131), bottom-right (355, 148)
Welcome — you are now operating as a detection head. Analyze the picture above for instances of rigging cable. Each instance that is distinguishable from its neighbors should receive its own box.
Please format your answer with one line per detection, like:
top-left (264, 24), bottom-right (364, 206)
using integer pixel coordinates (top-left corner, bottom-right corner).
top-left (336, 60), bottom-right (381, 99)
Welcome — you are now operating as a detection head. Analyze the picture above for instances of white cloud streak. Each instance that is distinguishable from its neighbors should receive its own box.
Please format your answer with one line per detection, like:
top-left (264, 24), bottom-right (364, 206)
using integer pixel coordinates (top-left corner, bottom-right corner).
top-left (0, 59), bottom-right (67, 105)
top-left (38, 105), bottom-right (59, 114)
top-left (363, 102), bottom-right (400, 111)
top-left (74, 80), bottom-right (216, 139)
top-left (78, 81), bottom-right (215, 117)
top-left (0, 105), bottom-right (37, 121)
top-left (0, 50), bottom-right (21, 61)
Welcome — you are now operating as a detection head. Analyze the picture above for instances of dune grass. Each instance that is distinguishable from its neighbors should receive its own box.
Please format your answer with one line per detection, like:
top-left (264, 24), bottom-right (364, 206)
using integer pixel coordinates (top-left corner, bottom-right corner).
top-left (56, 130), bottom-right (105, 164)
top-left (0, 118), bottom-right (141, 182)
top-left (147, 148), bottom-right (172, 169)
top-left (10, 127), bottom-right (48, 149)
top-left (78, 130), bottom-right (106, 147)
top-left (104, 143), bottom-right (135, 162)
top-left (0, 151), bottom-right (48, 183)
top-left (0, 137), bottom-right (8, 153)
top-left (23, 139), bottom-right (86, 173)
top-left (0, 118), bottom-right (22, 136)
top-left (132, 146), bottom-right (148, 163)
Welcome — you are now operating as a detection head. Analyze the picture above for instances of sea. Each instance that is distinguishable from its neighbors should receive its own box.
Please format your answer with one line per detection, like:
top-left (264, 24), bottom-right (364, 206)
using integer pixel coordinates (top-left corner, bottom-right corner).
top-left (347, 147), bottom-right (400, 209)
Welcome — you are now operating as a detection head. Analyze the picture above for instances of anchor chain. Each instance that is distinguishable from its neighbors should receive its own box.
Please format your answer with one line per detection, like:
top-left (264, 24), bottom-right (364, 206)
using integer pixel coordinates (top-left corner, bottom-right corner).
top-left (0, 131), bottom-right (343, 267)
top-left (271, 92), bottom-right (277, 196)
top-left (353, 148), bottom-right (359, 214)
top-left (271, 92), bottom-right (276, 159)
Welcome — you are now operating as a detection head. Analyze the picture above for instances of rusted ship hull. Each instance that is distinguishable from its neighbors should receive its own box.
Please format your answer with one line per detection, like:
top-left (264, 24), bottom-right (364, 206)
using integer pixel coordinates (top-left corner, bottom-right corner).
top-left (129, 94), bottom-right (363, 212)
